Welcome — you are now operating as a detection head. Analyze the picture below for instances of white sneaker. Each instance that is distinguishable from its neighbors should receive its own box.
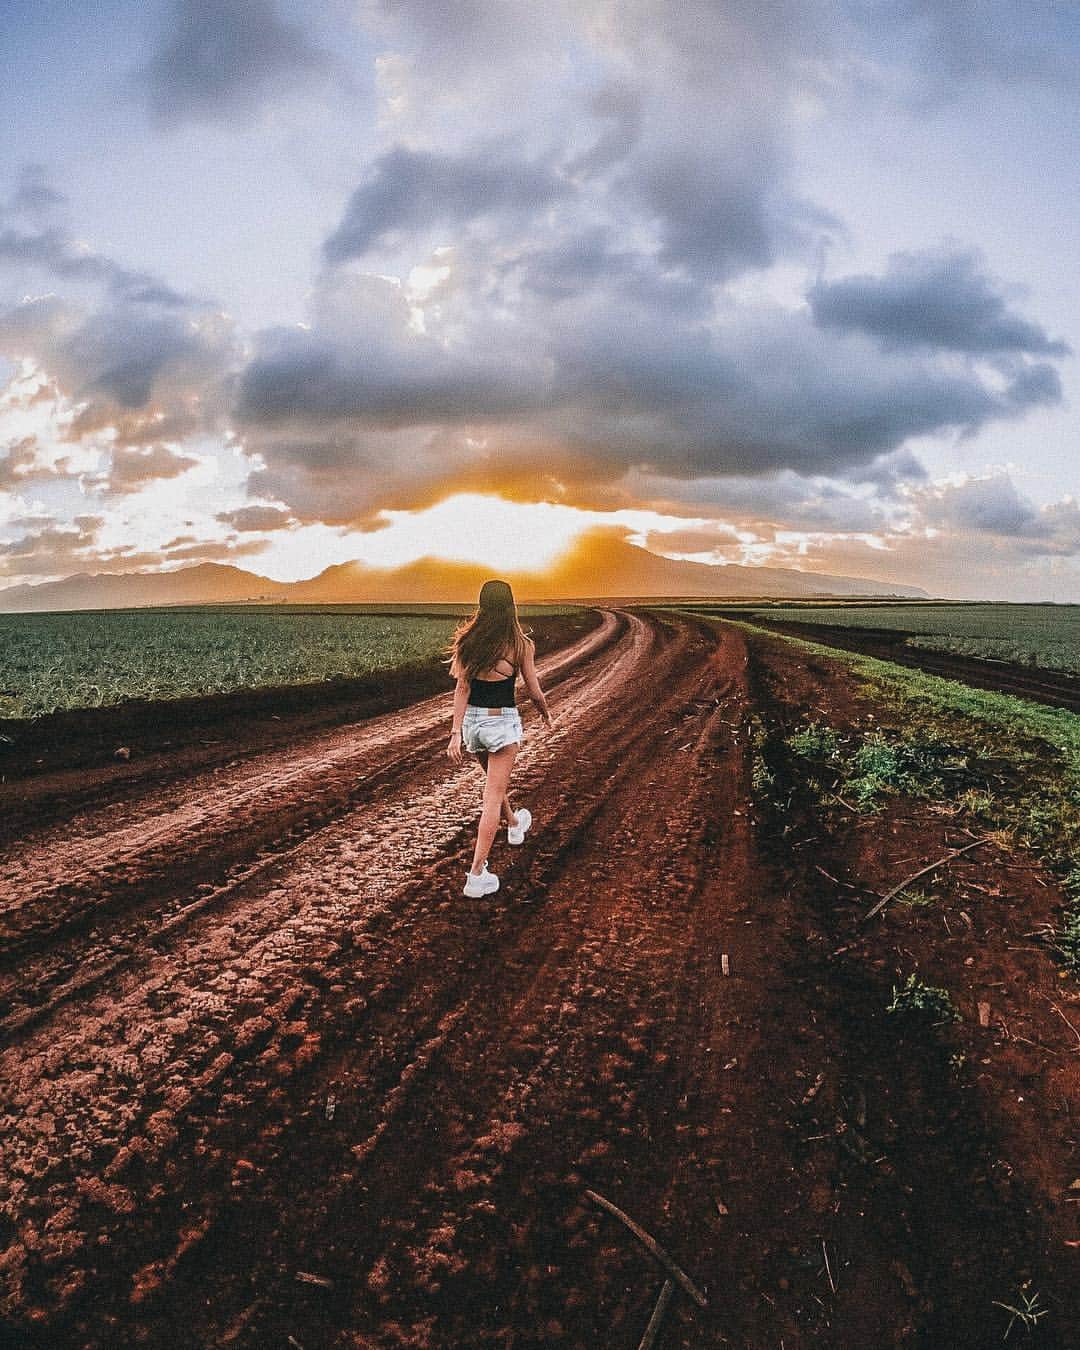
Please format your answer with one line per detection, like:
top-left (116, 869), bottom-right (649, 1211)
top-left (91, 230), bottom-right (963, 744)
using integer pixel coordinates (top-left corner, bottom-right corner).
top-left (463, 862), bottom-right (500, 897)
top-left (507, 807), bottom-right (532, 846)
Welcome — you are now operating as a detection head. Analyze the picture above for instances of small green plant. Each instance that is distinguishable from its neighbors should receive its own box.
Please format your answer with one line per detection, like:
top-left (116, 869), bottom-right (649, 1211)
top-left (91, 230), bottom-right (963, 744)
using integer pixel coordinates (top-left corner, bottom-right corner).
top-left (958, 788), bottom-right (996, 816)
top-left (748, 713), bottom-right (777, 801)
top-left (1054, 904), bottom-right (1080, 974)
top-left (993, 1281), bottom-right (1047, 1340)
top-left (787, 721), bottom-right (841, 762)
top-left (751, 755), bottom-right (776, 798)
top-left (886, 974), bottom-right (960, 1025)
top-left (846, 734), bottom-right (920, 809)
top-left (896, 886), bottom-right (936, 908)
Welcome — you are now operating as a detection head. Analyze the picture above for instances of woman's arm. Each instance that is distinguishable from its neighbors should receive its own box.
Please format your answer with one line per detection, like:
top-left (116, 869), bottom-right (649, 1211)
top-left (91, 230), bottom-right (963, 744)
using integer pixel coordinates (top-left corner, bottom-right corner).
top-left (447, 673), bottom-right (469, 762)
top-left (520, 637), bottom-right (553, 725)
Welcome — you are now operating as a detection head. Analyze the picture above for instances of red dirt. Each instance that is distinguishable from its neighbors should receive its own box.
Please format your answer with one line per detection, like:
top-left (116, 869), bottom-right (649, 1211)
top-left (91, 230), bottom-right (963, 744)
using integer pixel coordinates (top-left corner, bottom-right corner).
top-left (1, 610), bottom-right (1077, 1348)
top-left (0, 612), bottom-right (598, 847)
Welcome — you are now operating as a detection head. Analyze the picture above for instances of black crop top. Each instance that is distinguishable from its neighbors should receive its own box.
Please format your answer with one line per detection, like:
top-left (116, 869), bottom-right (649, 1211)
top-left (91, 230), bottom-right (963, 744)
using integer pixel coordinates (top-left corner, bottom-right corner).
top-left (468, 658), bottom-right (517, 707)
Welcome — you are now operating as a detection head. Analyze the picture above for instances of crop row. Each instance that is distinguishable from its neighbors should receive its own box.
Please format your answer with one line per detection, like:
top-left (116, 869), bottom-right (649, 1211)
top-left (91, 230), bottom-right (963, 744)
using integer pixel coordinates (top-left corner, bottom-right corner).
top-left (681, 603), bottom-right (1080, 676)
top-left (0, 611), bottom-right (465, 718)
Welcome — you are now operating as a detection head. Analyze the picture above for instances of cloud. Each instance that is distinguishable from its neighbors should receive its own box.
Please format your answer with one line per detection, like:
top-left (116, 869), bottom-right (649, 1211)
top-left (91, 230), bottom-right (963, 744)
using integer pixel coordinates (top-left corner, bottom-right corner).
top-left (215, 503), bottom-right (296, 531)
top-left (0, 209), bottom-right (201, 308)
top-left (323, 145), bottom-right (572, 265)
top-left (3, 6), bottom-right (1078, 596)
top-left (230, 245), bottom-right (1065, 528)
top-left (158, 537), bottom-right (270, 562)
top-left (0, 435), bottom-right (47, 488)
top-left (643, 523), bottom-right (745, 555)
top-left (855, 0), bottom-right (1080, 112)
top-left (0, 201), bottom-right (242, 465)
top-left (0, 292), bottom-right (239, 461)
top-left (909, 472), bottom-right (1080, 554)
top-left (133, 0), bottom-right (340, 129)
top-left (5, 162), bottom-right (68, 220)
top-left (96, 443), bottom-right (203, 495)
top-left (221, 3), bottom-right (1067, 531)
top-left (0, 515), bottom-right (103, 576)
top-left (808, 245), bottom-right (1071, 356)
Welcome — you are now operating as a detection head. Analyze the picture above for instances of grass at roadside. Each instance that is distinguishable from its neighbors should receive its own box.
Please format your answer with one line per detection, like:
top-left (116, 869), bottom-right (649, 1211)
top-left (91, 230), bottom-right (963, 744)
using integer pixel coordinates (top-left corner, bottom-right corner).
top-left (688, 613), bottom-right (1080, 976)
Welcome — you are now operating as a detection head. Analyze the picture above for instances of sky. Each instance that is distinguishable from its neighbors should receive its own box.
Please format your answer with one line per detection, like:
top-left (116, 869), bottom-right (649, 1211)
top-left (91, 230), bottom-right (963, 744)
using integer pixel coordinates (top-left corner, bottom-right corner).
top-left (1, 0), bottom-right (1078, 600)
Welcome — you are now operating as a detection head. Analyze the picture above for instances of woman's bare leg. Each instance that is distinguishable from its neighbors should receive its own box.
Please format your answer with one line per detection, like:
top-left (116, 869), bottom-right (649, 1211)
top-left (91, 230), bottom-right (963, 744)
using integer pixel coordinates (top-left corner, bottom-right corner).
top-left (471, 743), bottom-right (518, 873)
top-left (478, 750), bottom-right (517, 828)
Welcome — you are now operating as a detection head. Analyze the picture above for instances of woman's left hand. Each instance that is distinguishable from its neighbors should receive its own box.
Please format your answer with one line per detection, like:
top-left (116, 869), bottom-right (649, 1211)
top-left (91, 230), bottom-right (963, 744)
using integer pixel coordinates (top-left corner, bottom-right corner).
top-left (447, 729), bottom-right (463, 764)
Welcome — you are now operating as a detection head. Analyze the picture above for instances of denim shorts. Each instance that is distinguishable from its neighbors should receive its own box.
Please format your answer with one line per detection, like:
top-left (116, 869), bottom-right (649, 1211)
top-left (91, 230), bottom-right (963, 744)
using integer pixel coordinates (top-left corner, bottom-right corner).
top-left (461, 706), bottom-right (523, 754)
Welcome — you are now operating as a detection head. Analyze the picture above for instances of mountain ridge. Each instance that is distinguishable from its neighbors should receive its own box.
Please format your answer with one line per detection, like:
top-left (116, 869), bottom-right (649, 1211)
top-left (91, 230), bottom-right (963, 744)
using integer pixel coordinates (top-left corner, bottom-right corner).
top-left (0, 529), bottom-right (928, 611)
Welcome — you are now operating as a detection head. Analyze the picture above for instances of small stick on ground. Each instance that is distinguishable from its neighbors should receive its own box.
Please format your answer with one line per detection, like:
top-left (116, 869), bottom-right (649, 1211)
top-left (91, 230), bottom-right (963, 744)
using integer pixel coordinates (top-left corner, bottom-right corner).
top-left (814, 865), bottom-right (857, 890)
top-left (585, 1189), bottom-right (708, 1308)
top-left (861, 837), bottom-right (993, 924)
top-left (294, 1271), bottom-right (333, 1289)
top-left (1040, 996), bottom-right (1080, 1049)
top-left (822, 1239), bottom-right (836, 1295)
top-left (638, 1279), bottom-right (676, 1350)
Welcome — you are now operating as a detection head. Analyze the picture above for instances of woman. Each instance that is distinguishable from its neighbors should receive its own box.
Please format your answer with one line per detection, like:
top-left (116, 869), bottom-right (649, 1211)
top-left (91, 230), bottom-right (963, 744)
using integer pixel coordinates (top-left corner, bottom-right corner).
top-left (446, 579), bottom-right (554, 897)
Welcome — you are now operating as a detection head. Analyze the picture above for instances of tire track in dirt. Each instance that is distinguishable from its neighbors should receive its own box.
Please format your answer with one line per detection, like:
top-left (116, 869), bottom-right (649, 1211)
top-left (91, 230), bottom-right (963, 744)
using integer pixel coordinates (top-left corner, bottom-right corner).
top-left (37, 610), bottom-right (746, 1348)
top-left (0, 613), bottom-right (624, 1031)
top-left (6, 610), bottom-right (1070, 1348)
top-left (0, 610), bottom-right (619, 951)
top-left (1, 609), bottom-right (721, 1343)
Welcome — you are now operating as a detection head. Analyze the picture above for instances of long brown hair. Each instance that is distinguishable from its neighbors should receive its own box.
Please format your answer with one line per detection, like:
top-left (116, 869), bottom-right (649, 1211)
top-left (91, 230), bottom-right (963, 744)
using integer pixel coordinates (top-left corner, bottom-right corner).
top-left (446, 579), bottom-right (531, 681)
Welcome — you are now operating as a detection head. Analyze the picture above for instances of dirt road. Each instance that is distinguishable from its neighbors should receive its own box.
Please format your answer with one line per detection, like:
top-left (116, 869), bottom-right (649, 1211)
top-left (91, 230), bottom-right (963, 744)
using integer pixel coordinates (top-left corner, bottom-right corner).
top-left (1, 610), bottom-right (1077, 1348)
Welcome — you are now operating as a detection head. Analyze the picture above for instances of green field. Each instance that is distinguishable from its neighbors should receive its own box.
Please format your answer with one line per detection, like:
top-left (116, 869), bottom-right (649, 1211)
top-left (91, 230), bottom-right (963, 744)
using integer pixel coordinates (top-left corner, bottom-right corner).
top-left (0, 604), bottom-right (581, 718)
top-left (670, 602), bottom-right (1080, 675)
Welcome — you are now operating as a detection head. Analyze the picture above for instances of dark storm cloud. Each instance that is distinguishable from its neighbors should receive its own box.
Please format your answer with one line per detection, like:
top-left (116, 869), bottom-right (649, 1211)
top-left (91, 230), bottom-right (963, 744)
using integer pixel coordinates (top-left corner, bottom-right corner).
top-left (808, 246), bottom-right (1071, 356)
top-left (322, 145), bottom-right (572, 265)
top-left (235, 324), bottom-right (541, 424)
top-left (230, 238), bottom-right (1066, 528)
top-left (503, 228), bottom-right (708, 315)
top-left (620, 145), bottom-right (779, 281)
top-left (134, 0), bottom-right (339, 129)
top-left (223, 0), bottom-right (1068, 530)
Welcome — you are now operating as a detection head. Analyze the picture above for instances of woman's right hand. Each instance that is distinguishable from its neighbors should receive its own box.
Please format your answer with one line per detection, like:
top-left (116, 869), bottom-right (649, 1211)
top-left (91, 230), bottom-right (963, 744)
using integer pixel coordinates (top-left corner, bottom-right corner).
top-left (447, 729), bottom-right (463, 764)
